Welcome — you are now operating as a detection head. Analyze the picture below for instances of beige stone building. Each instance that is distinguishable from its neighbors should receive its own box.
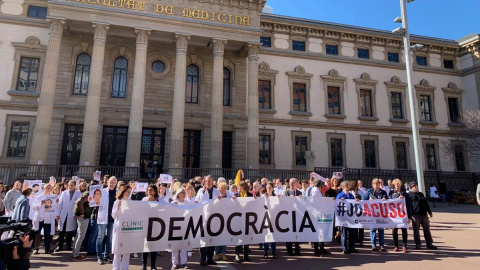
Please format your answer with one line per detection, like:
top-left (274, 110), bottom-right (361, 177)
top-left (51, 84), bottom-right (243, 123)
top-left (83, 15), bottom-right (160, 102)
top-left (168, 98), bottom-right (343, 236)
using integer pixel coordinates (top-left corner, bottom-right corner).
top-left (0, 0), bottom-right (479, 180)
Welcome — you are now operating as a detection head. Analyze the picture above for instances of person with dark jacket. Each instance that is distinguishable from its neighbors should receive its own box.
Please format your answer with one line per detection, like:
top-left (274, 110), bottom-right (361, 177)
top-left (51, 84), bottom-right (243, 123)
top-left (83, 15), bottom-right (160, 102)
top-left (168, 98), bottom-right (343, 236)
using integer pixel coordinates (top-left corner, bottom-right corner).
top-left (363, 178), bottom-right (388, 251)
top-left (408, 182), bottom-right (437, 250)
top-left (283, 178), bottom-right (302, 256)
top-left (389, 179), bottom-right (412, 253)
top-left (438, 180), bottom-right (447, 203)
top-left (71, 190), bottom-right (93, 260)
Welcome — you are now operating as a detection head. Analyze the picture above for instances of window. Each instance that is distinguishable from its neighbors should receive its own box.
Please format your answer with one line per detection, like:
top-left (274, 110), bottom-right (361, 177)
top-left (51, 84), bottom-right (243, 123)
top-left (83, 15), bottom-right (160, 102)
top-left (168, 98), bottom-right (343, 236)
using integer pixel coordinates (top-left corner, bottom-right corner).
top-left (112, 56), bottom-right (128, 98)
top-left (73, 53), bottom-right (91, 95)
top-left (444, 59), bottom-right (454, 69)
top-left (359, 89), bottom-right (373, 117)
top-left (448, 97), bottom-right (460, 123)
top-left (186, 64), bottom-right (199, 103)
top-left (61, 124), bottom-right (83, 165)
top-left (357, 48), bottom-right (370, 59)
top-left (27, 6), bottom-right (47, 19)
top-left (391, 92), bottom-right (404, 119)
top-left (420, 95), bottom-right (432, 121)
top-left (152, 60), bottom-right (165, 73)
top-left (260, 36), bottom-right (271, 48)
top-left (328, 86), bottom-right (341, 114)
top-left (258, 80), bottom-right (271, 109)
top-left (292, 40), bottom-right (306, 51)
top-left (425, 143), bottom-right (437, 170)
top-left (416, 56), bottom-right (427, 66)
top-left (326, 44), bottom-right (338, 55)
top-left (7, 122), bottom-right (30, 157)
top-left (295, 136), bottom-right (307, 166)
top-left (395, 142), bottom-right (408, 169)
top-left (364, 140), bottom-right (376, 168)
top-left (454, 144), bottom-right (466, 171)
top-left (330, 138), bottom-right (343, 167)
top-left (292, 83), bottom-right (307, 112)
top-left (388, 52), bottom-right (399, 63)
top-left (16, 57), bottom-right (40, 92)
top-left (223, 68), bottom-right (231, 106)
top-left (259, 135), bottom-right (271, 165)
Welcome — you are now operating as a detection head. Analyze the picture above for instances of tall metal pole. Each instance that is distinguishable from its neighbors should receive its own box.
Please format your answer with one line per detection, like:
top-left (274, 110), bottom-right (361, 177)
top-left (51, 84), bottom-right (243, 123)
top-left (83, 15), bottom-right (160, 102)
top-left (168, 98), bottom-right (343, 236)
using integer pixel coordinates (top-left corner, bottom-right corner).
top-left (400, 0), bottom-right (425, 193)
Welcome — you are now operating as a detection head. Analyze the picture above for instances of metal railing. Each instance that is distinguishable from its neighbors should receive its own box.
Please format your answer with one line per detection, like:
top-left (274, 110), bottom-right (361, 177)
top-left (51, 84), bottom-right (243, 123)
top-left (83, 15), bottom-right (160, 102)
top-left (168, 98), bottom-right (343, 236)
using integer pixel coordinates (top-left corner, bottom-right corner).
top-left (0, 164), bottom-right (140, 185)
top-left (181, 167), bottom-right (480, 192)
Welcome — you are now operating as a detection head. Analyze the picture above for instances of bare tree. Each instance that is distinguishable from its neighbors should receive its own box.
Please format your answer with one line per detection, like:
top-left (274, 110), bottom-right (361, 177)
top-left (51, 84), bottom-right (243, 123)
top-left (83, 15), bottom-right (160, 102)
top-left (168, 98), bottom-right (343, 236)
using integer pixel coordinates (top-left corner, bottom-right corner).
top-left (443, 110), bottom-right (480, 158)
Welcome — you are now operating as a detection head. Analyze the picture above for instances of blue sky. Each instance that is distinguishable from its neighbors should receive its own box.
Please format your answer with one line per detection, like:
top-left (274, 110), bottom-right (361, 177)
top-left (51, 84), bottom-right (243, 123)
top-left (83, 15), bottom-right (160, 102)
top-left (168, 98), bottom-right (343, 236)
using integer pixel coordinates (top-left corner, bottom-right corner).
top-left (266, 0), bottom-right (480, 41)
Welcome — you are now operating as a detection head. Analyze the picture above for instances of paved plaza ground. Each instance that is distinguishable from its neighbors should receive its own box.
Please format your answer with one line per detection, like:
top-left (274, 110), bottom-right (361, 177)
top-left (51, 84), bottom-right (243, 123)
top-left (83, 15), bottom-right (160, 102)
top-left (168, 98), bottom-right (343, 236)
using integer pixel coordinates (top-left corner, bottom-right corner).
top-left (30, 203), bottom-right (480, 270)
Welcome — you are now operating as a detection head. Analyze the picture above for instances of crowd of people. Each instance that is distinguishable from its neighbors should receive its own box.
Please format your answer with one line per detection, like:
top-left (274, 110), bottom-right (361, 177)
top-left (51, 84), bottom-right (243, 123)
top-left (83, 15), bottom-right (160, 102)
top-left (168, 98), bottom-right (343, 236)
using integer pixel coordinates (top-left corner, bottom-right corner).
top-left (1, 174), bottom-right (444, 270)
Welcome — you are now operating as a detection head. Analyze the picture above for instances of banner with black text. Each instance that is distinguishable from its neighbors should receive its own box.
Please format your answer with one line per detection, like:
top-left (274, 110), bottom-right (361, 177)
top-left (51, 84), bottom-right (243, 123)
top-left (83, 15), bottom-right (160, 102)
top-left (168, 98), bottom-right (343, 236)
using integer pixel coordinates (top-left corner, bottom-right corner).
top-left (113, 197), bottom-right (335, 254)
top-left (335, 198), bottom-right (408, 229)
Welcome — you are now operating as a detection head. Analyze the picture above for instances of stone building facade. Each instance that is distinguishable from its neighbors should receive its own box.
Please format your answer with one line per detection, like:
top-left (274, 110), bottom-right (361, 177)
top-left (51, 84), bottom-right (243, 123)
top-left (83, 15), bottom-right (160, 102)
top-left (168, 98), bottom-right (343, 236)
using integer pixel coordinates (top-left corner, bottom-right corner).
top-left (0, 0), bottom-right (479, 178)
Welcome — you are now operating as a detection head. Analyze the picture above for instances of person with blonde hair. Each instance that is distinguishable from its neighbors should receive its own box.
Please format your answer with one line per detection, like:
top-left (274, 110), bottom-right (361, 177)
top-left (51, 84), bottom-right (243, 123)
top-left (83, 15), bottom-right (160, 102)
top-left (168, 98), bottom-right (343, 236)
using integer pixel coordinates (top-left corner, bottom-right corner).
top-left (389, 179), bottom-right (412, 253)
top-left (363, 178), bottom-right (388, 251)
top-left (170, 187), bottom-right (193, 269)
top-left (185, 184), bottom-right (196, 203)
top-left (214, 182), bottom-right (232, 261)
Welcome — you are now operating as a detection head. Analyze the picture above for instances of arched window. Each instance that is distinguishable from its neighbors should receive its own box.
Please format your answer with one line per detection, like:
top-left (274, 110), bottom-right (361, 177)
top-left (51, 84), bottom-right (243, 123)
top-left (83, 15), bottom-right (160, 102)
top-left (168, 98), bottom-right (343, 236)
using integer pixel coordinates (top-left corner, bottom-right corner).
top-left (223, 68), bottom-right (231, 106)
top-left (186, 64), bottom-right (199, 104)
top-left (112, 56), bottom-right (128, 98)
top-left (73, 53), bottom-right (91, 95)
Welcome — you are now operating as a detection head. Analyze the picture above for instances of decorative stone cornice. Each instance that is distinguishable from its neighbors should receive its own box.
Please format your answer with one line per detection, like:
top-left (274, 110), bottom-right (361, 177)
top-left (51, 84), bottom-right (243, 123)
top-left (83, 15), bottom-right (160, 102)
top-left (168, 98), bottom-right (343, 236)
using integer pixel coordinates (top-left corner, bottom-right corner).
top-left (12, 37), bottom-right (47, 52)
top-left (354, 73), bottom-right (378, 86)
top-left (415, 79), bottom-right (436, 92)
top-left (258, 62), bottom-right (279, 75)
top-left (245, 42), bottom-right (261, 61)
top-left (321, 69), bottom-right (346, 82)
top-left (211, 38), bottom-right (228, 58)
top-left (442, 82), bottom-right (463, 95)
top-left (384, 76), bottom-right (407, 88)
top-left (286, 65), bottom-right (312, 78)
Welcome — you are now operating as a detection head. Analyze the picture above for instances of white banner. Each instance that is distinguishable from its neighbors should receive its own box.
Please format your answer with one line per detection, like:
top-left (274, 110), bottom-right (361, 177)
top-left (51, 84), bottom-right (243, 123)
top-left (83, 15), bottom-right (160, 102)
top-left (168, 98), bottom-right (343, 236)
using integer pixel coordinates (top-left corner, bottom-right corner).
top-left (113, 197), bottom-right (335, 254)
top-left (335, 198), bottom-right (408, 229)
top-left (159, 174), bottom-right (173, 184)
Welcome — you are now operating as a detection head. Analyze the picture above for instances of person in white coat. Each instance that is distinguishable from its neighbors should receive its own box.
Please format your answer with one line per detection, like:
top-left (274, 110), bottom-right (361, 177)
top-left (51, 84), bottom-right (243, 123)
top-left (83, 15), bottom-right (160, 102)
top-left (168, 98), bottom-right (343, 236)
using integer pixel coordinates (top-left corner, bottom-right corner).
top-left (96, 176), bottom-right (117, 265)
top-left (170, 188), bottom-right (194, 269)
top-left (195, 175), bottom-right (220, 266)
top-left (112, 185), bottom-right (132, 270)
top-left (55, 180), bottom-right (81, 252)
top-left (310, 179), bottom-right (331, 256)
top-left (32, 183), bottom-right (58, 254)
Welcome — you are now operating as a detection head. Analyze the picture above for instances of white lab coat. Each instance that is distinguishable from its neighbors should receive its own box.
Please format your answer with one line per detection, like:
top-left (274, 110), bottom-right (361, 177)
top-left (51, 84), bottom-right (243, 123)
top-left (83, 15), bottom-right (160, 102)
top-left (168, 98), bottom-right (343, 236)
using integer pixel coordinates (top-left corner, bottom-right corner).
top-left (195, 187), bottom-right (221, 202)
top-left (98, 187), bottom-right (118, 225)
top-left (311, 187), bottom-right (323, 197)
top-left (33, 193), bottom-right (59, 234)
top-left (58, 190), bottom-right (81, 232)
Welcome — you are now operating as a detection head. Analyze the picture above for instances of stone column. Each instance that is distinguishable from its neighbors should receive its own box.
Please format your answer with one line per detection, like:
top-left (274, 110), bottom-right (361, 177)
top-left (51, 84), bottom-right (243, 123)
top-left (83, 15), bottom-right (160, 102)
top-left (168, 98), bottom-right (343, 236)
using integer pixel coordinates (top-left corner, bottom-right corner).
top-left (125, 28), bottom-right (151, 168)
top-left (209, 38), bottom-right (228, 168)
top-left (29, 17), bottom-right (66, 165)
top-left (168, 33), bottom-right (190, 178)
top-left (79, 23), bottom-right (109, 166)
top-left (246, 43), bottom-right (261, 169)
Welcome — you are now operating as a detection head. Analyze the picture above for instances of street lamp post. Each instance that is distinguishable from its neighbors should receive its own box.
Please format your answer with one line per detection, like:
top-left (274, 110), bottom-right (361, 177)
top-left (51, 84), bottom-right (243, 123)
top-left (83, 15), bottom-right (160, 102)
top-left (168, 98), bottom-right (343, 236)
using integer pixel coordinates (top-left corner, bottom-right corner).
top-left (394, 0), bottom-right (426, 193)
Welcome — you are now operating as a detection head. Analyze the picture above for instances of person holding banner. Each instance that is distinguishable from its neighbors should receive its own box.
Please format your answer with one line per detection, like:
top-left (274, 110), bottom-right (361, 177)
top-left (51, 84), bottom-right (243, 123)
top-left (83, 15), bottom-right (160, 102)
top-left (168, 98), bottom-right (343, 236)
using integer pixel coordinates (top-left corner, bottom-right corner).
top-left (141, 184), bottom-right (160, 270)
top-left (112, 185), bottom-right (133, 270)
top-left (336, 181), bottom-right (359, 254)
top-left (363, 178), bottom-right (388, 251)
top-left (214, 182), bottom-right (232, 262)
top-left (283, 178), bottom-right (302, 256)
top-left (234, 181), bottom-right (253, 263)
top-left (389, 179), bottom-right (412, 253)
top-left (56, 180), bottom-right (81, 252)
top-left (185, 184), bottom-right (196, 203)
top-left (262, 182), bottom-right (278, 259)
top-left (170, 187), bottom-right (194, 269)
top-left (311, 179), bottom-right (331, 256)
top-left (195, 175), bottom-right (220, 266)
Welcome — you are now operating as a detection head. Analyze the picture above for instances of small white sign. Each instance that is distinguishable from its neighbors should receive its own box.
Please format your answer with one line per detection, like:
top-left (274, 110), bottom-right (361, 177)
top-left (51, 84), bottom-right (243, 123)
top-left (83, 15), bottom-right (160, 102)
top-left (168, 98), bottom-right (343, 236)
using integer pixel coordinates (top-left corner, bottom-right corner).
top-left (159, 174), bottom-right (173, 184)
top-left (23, 180), bottom-right (43, 192)
top-left (89, 185), bottom-right (103, 207)
top-left (131, 163), bottom-right (135, 167)
top-left (84, 162), bottom-right (89, 166)
top-left (37, 160), bottom-right (42, 165)
top-left (49, 176), bottom-right (56, 186)
top-left (136, 182), bottom-right (148, 192)
top-left (93, 171), bottom-right (101, 181)
top-left (72, 176), bottom-right (80, 188)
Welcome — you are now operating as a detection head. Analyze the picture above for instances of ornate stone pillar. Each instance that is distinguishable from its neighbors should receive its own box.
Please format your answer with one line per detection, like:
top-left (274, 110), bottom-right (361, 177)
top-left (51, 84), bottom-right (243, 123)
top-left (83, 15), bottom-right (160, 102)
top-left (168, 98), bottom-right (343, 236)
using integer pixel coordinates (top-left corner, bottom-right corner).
top-left (209, 38), bottom-right (228, 168)
top-left (29, 17), bottom-right (66, 165)
top-left (125, 28), bottom-right (151, 168)
top-left (246, 43), bottom-right (261, 169)
top-left (168, 33), bottom-right (190, 178)
top-left (79, 23), bottom-right (109, 166)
